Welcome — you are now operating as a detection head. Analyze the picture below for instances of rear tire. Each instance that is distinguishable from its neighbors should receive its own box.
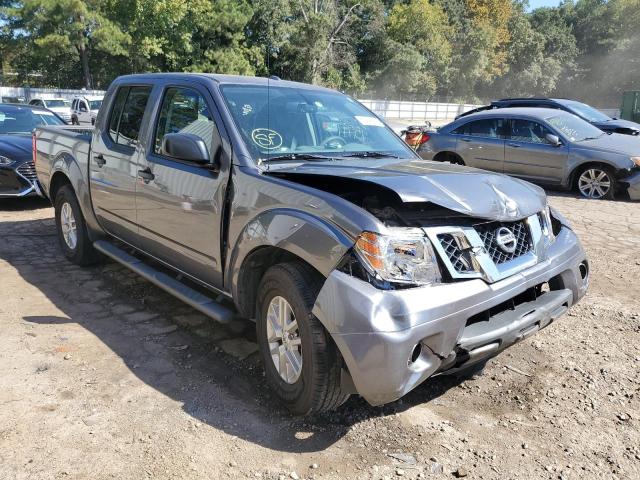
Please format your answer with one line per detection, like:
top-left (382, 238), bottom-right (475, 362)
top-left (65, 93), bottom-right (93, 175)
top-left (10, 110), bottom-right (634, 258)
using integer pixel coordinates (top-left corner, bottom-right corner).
top-left (575, 165), bottom-right (616, 200)
top-left (256, 262), bottom-right (347, 415)
top-left (54, 185), bottom-right (100, 265)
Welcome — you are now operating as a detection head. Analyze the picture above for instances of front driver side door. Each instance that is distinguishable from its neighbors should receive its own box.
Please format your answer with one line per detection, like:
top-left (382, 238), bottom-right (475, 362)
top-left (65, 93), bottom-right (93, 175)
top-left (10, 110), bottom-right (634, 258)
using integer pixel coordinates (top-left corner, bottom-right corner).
top-left (135, 83), bottom-right (231, 289)
top-left (504, 118), bottom-right (568, 184)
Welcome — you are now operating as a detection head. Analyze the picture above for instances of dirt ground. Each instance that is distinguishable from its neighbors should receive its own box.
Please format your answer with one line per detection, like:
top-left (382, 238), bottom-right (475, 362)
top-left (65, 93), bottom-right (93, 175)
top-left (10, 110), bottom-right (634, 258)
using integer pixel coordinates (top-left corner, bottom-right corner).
top-left (0, 193), bottom-right (638, 480)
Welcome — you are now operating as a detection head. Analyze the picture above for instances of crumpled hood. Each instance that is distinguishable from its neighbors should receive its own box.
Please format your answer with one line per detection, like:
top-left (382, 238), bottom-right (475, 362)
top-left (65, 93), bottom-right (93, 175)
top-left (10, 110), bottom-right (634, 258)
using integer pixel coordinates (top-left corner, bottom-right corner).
top-left (0, 134), bottom-right (33, 161)
top-left (268, 159), bottom-right (547, 221)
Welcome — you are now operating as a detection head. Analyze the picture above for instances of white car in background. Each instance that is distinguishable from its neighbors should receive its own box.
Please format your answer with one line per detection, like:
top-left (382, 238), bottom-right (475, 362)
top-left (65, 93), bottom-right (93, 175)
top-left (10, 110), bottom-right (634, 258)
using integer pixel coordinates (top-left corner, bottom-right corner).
top-left (28, 98), bottom-right (72, 123)
top-left (71, 95), bottom-right (104, 125)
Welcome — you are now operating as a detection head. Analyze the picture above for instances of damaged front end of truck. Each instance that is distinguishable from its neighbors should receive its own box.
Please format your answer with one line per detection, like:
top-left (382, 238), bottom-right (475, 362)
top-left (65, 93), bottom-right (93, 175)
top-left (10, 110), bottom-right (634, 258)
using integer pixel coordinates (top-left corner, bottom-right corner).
top-left (262, 160), bottom-right (589, 405)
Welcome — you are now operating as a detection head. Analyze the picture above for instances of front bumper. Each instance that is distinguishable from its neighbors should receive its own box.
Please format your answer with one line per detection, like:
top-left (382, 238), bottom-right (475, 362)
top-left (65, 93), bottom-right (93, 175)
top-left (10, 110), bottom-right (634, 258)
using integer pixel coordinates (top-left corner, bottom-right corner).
top-left (622, 170), bottom-right (640, 201)
top-left (313, 226), bottom-right (588, 406)
top-left (0, 161), bottom-right (43, 198)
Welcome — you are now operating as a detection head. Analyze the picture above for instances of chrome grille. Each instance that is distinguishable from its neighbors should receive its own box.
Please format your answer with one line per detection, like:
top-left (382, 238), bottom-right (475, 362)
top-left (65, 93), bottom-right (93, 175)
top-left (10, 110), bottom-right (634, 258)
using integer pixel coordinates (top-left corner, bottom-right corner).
top-left (437, 234), bottom-right (472, 273)
top-left (475, 220), bottom-right (532, 264)
top-left (17, 161), bottom-right (37, 181)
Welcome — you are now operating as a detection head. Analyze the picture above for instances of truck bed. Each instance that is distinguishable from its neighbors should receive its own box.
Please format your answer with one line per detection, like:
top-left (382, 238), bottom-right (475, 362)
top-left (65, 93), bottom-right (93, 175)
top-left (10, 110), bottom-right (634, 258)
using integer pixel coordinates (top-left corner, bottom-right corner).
top-left (34, 125), bottom-right (93, 200)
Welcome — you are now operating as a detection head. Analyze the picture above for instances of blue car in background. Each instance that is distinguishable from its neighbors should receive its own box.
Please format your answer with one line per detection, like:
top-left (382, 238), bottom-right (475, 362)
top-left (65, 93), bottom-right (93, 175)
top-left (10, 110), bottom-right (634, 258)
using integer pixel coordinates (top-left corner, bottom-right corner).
top-left (459, 98), bottom-right (640, 136)
top-left (0, 104), bottom-right (66, 198)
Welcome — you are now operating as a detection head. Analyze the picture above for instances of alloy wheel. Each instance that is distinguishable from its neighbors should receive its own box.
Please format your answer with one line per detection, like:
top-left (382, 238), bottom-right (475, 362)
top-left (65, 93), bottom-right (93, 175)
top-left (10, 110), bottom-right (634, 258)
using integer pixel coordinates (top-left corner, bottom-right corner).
top-left (60, 202), bottom-right (78, 250)
top-left (266, 295), bottom-right (303, 384)
top-left (578, 168), bottom-right (611, 199)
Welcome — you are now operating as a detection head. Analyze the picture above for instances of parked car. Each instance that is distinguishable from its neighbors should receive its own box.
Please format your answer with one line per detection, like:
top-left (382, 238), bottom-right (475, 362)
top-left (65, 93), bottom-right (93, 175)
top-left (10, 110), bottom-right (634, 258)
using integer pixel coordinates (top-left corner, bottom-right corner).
top-left (419, 108), bottom-right (640, 200)
top-left (28, 97), bottom-right (72, 123)
top-left (71, 95), bottom-right (103, 125)
top-left (34, 74), bottom-right (589, 414)
top-left (0, 103), bottom-right (65, 198)
top-left (459, 98), bottom-right (640, 136)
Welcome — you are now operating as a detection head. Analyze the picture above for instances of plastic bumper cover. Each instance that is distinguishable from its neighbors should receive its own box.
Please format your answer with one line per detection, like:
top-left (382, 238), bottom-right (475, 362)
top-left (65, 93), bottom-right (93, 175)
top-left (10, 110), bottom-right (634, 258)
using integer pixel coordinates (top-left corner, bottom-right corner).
top-left (313, 227), bottom-right (588, 406)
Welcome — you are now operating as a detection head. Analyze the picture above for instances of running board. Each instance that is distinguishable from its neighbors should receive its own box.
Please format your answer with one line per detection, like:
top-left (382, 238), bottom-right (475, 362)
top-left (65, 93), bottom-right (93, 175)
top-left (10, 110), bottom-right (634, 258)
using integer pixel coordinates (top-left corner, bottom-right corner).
top-left (93, 240), bottom-right (235, 324)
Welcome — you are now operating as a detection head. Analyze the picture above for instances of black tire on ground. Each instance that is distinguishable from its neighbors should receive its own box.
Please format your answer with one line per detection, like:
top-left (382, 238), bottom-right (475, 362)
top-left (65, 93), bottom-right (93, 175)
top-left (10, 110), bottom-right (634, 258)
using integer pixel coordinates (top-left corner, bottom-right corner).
top-left (574, 164), bottom-right (617, 200)
top-left (71, 117), bottom-right (78, 125)
top-left (54, 185), bottom-right (100, 265)
top-left (256, 262), bottom-right (348, 415)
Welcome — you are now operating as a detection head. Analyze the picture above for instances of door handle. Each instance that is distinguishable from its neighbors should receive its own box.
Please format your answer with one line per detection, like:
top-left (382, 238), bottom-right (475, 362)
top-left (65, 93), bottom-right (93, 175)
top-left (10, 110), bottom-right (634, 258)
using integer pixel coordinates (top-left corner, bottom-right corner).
top-left (95, 154), bottom-right (106, 167)
top-left (507, 143), bottom-right (521, 148)
top-left (137, 168), bottom-right (155, 182)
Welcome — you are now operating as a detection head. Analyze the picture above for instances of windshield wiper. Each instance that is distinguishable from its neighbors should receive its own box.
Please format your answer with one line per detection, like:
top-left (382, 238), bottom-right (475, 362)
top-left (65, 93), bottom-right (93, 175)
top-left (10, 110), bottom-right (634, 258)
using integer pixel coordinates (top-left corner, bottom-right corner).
top-left (340, 151), bottom-right (399, 158)
top-left (259, 153), bottom-right (334, 164)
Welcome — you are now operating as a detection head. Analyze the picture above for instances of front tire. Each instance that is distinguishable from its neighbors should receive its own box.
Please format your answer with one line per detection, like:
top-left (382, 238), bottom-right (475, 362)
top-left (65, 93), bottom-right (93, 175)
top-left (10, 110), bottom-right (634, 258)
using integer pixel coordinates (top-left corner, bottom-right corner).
top-left (576, 165), bottom-right (616, 199)
top-left (54, 185), bottom-right (100, 265)
top-left (256, 262), bottom-right (347, 415)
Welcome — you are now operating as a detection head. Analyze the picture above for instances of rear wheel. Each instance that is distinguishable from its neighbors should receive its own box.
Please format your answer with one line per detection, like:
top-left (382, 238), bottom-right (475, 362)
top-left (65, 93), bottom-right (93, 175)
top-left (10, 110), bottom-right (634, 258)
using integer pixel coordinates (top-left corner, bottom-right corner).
top-left (54, 185), bottom-right (100, 265)
top-left (256, 262), bottom-right (347, 415)
top-left (576, 165), bottom-right (616, 199)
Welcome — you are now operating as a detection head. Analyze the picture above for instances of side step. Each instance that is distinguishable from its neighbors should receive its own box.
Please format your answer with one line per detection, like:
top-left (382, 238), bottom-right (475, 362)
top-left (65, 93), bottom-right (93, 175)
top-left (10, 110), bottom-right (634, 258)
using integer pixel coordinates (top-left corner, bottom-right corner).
top-left (93, 240), bottom-right (235, 324)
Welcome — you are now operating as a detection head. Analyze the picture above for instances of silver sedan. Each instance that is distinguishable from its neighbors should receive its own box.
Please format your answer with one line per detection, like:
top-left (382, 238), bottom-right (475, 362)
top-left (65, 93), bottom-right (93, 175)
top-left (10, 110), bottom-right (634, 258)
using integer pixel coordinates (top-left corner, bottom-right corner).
top-left (417, 108), bottom-right (640, 200)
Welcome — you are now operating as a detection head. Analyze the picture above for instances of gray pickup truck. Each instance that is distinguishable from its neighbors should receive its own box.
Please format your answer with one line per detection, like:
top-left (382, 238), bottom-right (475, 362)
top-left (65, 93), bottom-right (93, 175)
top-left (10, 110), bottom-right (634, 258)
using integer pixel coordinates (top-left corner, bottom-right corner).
top-left (34, 73), bottom-right (589, 414)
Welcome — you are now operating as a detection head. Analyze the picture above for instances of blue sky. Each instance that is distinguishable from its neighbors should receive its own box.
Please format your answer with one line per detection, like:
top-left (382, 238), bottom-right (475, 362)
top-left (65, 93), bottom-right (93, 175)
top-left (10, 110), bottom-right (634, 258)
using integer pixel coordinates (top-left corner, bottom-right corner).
top-left (527, 0), bottom-right (563, 10)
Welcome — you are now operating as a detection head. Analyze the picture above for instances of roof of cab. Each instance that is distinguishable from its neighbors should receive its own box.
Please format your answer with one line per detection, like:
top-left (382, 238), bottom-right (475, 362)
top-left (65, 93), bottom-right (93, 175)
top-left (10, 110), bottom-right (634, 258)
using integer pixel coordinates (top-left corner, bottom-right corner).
top-left (113, 72), bottom-right (337, 92)
top-left (461, 107), bottom-right (571, 120)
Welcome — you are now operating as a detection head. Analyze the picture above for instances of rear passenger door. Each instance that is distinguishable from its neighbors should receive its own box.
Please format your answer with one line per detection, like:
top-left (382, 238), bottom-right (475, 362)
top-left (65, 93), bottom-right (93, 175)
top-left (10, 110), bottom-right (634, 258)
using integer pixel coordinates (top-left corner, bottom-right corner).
top-left (90, 85), bottom-right (153, 242)
top-left (135, 83), bottom-right (231, 289)
top-left (452, 118), bottom-right (506, 172)
top-left (504, 118), bottom-right (568, 184)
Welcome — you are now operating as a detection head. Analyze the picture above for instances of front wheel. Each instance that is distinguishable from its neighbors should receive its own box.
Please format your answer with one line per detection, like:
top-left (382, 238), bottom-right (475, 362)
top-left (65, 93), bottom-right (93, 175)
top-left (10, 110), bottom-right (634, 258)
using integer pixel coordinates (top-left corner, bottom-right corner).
top-left (576, 165), bottom-right (616, 199)
top-left (256, 262), bottom-right (348, 415)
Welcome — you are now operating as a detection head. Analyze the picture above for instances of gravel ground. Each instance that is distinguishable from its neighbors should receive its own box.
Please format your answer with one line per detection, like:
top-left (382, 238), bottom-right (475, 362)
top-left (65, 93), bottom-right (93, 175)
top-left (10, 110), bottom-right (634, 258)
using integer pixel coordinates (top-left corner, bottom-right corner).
top-left (0, 193), bottom-right (638, 480)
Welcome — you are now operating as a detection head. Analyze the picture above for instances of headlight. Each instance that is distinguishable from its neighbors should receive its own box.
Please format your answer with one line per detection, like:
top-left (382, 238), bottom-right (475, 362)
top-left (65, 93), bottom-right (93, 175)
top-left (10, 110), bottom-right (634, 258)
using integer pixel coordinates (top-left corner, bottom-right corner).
top-left (354, 231), bottom-right (441, 286)
top-left (631, 156), bottom-right (640, 168)
top-left (0, 155), bottom-right (14, 166)
top-left (539, 205), bottom-right (556, 243)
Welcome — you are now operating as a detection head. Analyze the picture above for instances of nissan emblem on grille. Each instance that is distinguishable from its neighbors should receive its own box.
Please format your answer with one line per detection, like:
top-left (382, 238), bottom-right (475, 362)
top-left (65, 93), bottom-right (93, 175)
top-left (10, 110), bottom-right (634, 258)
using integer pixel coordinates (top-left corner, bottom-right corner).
top-left (494, 227), bottom-right (517, 254)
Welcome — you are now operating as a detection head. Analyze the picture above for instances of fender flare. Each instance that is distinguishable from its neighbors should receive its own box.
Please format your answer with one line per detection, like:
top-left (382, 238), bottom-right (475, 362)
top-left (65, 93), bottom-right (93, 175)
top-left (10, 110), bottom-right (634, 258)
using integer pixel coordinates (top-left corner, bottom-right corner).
top-left (49, 152), bottom-right (103, 238)
top-left (226, 208), bottom-right (355, 315)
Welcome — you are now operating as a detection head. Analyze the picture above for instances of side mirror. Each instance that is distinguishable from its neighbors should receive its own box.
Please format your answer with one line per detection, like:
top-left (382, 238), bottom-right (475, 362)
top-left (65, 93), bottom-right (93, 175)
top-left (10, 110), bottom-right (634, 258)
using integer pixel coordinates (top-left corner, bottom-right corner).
top-left (161, 133), bottom-right (210, 164)
top-left (545, 133), bottom-right (562, 147)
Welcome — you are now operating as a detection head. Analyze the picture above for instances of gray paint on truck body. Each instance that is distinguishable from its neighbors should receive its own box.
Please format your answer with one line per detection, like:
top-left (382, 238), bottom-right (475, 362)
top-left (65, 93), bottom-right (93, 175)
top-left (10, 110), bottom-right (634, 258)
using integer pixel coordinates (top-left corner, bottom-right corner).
top-left (35, 74), bottom-right (588, 406)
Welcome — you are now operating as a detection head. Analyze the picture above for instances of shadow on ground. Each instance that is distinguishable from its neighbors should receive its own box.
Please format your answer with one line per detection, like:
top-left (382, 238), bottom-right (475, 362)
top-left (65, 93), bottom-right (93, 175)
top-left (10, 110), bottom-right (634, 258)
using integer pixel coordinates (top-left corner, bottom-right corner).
top-left (4, 217), bottom-right (466, 453)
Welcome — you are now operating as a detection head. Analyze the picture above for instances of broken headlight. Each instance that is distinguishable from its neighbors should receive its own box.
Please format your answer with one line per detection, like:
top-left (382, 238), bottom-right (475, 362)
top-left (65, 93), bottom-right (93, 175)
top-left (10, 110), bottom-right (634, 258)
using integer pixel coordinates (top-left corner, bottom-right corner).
top-left (538, 206), bottom-right (556, 244)
top-left (354, 231), bottom-right (441, 286)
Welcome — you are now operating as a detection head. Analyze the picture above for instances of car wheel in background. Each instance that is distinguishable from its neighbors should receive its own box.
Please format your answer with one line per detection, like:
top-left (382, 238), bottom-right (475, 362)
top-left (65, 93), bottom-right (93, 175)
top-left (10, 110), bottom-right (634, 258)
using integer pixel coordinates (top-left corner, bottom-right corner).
top-left (576, 165), bottom-right (616, 200)
top-left (256, 262), bottom-right (348, 415)
top-left (54, 185), bottom-right (100, 265)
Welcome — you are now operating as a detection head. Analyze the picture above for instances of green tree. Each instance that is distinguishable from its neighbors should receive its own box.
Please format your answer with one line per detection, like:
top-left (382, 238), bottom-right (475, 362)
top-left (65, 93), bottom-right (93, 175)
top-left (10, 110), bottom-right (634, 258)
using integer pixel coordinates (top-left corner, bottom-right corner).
top-left (5, 0), bottom-right (130, 88)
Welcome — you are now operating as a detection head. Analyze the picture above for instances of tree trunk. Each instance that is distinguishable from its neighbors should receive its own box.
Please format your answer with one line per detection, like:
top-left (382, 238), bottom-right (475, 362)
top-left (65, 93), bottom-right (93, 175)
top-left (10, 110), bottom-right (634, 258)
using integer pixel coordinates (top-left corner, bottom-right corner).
top-left (76, 15), bottom-right (92, 89)
top-left (78, 42), bottom-right (92, 89)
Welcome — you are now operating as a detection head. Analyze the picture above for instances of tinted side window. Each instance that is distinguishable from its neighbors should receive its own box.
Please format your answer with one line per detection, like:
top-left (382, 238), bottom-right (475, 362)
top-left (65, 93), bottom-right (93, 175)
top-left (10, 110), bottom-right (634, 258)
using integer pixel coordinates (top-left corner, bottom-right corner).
top-left (114, 86), bottom-right (152, 147)
top-left (510, 119), bottom-right (552, 144)
top-left (454, 119), bottom-right (504, 138)
top-left (108, 88), bottom-right (130, 143)
top-left (154, 87), bottom-right (218, 157)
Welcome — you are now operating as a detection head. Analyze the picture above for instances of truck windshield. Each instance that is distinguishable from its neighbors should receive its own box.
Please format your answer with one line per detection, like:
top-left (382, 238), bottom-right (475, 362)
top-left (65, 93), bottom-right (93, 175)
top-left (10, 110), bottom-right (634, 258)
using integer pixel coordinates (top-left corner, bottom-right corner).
top-left (220, 84), bottom-right (414, 162)
top-left (546, 112), bottom-right (605, 142)
top-left (0, 105), bottom-right (65, 134)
